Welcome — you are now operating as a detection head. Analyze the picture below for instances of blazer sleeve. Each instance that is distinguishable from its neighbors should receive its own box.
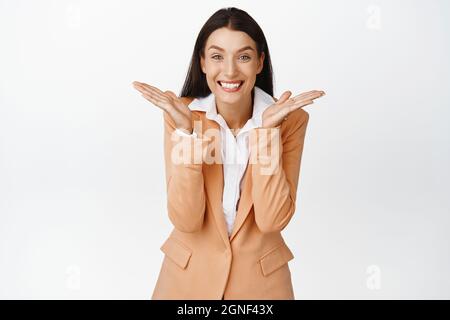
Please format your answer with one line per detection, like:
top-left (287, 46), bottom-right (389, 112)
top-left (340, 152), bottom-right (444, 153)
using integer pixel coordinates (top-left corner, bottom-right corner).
top-left (163, 111), bottom-right (206, 232)
top-left (249, 109), bottom-right (309, 233)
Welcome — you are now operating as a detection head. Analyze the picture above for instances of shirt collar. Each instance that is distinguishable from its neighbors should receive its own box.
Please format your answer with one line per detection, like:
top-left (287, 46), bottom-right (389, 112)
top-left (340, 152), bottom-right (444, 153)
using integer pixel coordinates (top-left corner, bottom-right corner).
top-left (187, 86), bottom-right (275, 133)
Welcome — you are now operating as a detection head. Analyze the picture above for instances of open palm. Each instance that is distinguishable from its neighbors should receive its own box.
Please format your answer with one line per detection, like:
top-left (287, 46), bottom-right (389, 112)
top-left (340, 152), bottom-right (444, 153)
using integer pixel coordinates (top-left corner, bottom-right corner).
top-left (263, 90), bottom-right (325, 128)
top-left (132, 81), bottom-right (193, 134)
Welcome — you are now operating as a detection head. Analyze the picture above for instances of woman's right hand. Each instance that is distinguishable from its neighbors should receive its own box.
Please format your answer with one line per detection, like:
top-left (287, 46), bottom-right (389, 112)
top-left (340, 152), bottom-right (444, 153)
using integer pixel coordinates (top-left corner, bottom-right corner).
top-left (132, 81), bottom-right (193, 134)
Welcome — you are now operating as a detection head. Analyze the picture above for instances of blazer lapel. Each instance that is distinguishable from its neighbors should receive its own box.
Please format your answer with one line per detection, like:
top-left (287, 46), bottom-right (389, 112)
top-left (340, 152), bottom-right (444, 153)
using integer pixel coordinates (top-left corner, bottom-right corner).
top-left (199, 117), bottom-right (230, 248)
top-left (229, 163), bottom-right (253, 241)
top-left (197, 114), bottom-right (255, 244)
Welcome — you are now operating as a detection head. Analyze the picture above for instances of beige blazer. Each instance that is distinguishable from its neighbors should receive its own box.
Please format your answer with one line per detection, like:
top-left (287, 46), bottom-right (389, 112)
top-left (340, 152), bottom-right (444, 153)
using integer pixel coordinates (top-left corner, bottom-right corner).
top-left (151, 96), bottom-right (309, 300)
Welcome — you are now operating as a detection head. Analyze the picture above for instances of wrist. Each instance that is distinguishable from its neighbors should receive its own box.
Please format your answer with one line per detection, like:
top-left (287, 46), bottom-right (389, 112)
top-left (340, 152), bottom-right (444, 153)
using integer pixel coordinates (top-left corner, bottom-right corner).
top-left (177, 127), bottom-right (193, 135)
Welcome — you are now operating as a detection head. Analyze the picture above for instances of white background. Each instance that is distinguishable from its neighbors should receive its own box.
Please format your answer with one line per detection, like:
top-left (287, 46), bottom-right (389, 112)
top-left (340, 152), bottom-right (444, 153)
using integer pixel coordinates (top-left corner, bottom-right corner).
top-left (1, 0), bottom-right (449, 299)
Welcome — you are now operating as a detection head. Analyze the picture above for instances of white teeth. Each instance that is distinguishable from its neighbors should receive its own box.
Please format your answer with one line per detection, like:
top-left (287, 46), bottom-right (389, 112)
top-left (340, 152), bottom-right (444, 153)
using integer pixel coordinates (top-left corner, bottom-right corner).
top-left (219, 81), bottom-right (241, 89)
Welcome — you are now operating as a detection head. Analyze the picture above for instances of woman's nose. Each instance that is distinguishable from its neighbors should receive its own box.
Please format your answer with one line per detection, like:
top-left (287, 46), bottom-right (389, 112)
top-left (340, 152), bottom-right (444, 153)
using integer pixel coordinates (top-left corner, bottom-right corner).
top-left (223, 59), bottom-right (238, 78)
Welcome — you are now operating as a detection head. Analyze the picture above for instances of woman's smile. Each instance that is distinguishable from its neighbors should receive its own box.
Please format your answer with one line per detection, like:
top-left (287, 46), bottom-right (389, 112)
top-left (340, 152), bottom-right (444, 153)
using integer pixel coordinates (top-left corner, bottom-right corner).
top-left (217, 80), bottom-right (244, 92)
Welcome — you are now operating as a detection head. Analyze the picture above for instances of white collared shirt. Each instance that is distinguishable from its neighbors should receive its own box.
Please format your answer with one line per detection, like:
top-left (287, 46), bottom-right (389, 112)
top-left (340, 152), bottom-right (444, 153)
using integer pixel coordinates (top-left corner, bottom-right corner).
top-left (174, 86), bottom-right (275, 237)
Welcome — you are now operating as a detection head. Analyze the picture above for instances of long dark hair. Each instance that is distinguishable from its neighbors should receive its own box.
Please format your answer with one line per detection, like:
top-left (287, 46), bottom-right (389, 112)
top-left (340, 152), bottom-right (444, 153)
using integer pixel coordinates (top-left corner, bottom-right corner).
top-left (180, 7), bottom-right (274, 99)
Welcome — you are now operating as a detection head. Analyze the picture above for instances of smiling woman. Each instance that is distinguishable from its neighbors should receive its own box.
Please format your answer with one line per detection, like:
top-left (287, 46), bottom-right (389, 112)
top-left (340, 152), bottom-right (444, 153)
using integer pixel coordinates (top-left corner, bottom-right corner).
top-left (200, 32), bottom-right (265, 124)
top-left (181, 10), bottom-right (271, 130)
top-left (132, 6), bottom-right (325, 300)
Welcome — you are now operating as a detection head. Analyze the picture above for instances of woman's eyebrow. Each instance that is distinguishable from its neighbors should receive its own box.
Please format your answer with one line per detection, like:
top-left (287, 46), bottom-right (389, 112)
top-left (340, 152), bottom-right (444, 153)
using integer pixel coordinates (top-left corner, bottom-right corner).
top-left (207, 45), bottom-right (255, 52)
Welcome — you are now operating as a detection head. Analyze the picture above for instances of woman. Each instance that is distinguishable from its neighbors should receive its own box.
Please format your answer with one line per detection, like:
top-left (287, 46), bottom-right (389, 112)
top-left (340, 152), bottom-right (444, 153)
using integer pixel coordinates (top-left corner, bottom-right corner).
top-left (132, 7), bottom-right (325, 299)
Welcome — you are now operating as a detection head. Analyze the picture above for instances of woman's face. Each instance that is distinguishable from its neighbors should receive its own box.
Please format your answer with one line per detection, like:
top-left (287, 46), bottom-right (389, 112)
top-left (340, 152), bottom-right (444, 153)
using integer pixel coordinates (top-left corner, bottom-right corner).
top-left (200, 27), bottom-right (265, 105)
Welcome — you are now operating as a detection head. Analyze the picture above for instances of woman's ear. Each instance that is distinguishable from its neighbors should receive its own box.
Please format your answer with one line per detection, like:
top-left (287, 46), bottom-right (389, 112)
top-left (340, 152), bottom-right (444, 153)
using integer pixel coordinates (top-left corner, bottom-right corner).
top-left (257, 52), bottom-right (265, 74)
top-left (200, 55), bottom-right (206, 74)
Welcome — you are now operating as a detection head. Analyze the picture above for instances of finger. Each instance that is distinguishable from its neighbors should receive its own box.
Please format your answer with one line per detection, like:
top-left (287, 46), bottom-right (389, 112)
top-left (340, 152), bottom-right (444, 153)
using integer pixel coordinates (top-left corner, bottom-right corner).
top-left (141, 92), bottom-right (169, 112)
top-left (289, 99), bottom-right (314, 112)
top-left (133, 82), bottom-right (158, 97)
top-left (140, 89), bottom-right (171, 108)
top-left (289, 90), bottom-right (314, 100)
top-left (276, 91), bottom-right (292, 105)
top-left (133, 81), bottom-right (151, 92)
top-left (141, 85), bottom-right (168, 101)
top-left (132, 81), bottom-right (146, 92)
top-left (164, 90), bottom-right (178, 100)
top-left (134, 82), bottom-right (168, 101)
top-left (136, 81), bottom-right (156, 91)
top-left (133, 82), bottom-right (169, 107)
top-left (291, 94), bottom-right (322, 106)
top-left (140, 90), bottom-right (162, 104)
top-left (138, 85), bottom-right (167, 102)
top-left (140, 83), bottom-right (165, 95)
top-left (135, 84), bottom-right (175, 112)
top-left (297, 93), bottom-right (324, 104)
top-left (292, 90), bottom-right (324, 101)
top-left (298, 90), bottom-right (324, 96)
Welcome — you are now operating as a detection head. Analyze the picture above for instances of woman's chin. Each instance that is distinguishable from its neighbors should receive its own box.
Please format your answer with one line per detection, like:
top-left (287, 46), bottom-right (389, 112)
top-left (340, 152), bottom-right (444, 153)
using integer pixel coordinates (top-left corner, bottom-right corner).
top-left (217, 94), bottom-right (241, 105)
top-left (215, 87), bottom-right (248, 103)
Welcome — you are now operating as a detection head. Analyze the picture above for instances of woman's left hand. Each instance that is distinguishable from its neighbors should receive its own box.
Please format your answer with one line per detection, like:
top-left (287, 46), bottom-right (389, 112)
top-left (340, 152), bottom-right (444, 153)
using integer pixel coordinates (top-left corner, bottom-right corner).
top-left (262, 90), bottom-right (325, 128)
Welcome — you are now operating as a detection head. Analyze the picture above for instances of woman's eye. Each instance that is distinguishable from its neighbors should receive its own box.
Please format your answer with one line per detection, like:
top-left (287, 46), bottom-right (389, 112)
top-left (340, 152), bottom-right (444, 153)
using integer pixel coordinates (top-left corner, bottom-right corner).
top-left (211, 55), bottom-right (251, 61)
